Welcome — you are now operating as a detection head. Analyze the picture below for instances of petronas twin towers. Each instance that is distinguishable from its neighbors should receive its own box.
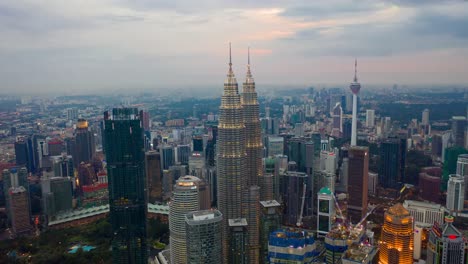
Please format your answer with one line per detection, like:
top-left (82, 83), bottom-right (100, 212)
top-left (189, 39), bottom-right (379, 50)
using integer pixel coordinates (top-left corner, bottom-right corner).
top-left (217, 44), bottom-right (263, 263)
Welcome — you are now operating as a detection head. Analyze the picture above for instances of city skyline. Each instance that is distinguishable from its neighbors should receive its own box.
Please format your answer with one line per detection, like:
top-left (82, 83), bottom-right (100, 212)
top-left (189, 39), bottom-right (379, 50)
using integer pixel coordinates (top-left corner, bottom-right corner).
top-left (1, 0), bottom-right (468, 93)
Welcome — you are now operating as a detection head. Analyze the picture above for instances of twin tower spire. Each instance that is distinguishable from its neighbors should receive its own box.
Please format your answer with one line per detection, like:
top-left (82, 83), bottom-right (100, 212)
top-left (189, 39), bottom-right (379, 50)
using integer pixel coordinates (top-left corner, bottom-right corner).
top-left (227, 43), bottom-right (254, 84)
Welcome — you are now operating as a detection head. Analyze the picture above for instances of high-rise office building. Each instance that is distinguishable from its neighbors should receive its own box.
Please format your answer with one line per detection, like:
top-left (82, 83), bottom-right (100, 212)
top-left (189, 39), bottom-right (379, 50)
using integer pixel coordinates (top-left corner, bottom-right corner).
top-left (422, 109), bottom-right (430, 126)
top-left (42, 176), bottom-right (73, 217)
top-left (446, 174), bottom-right (464, 212)
top-left (287, 137), bottom-right (312, 173)
top-left (77, 162), bottom-right (96, 188)
top-left (317, 187), bottom-right (335, 237)
top-left (379, 139), bottom-right (402, 189)
top-left (427, 216), bottom-right (466, 264)
top-left (67, 108), bottom-right (78, 121)
top-left (432, 134), bottom-right (443, 157)
top-left (332, 103), bottom-right (343, 138)
top-left (176, 144), bottom-right (191, 165)
top-left (451, 116), bottom-right (467, 148)
top-left (14, 136), bottom-right (34, 172)
top-left (72, 119), bottom-right (95, 167)
top-left (259, 200), bottom-right (281, 263)
top-left (160, 145), bottom-right (175, 170)
top-left (145, 151), bottom-right (163, 203)
top-left (282, 171), bottom-right (309, 226)
top-left (349, 60), bottom-right (361, 146)
top-left (47, 138), bottom-right (64, 156)
top-left (229, 218), bottom-right (249, 264)
top-left (185, 210), bottom-right (223, 264)
top-left (9, 186), bottom-right (32, 236)
top-left (50, 154), bottom-right (74, 177)
top-left (266, 136), bottom-right (284, 157)
top-left (347, 146), bottom-right (369, 222)
top-left (3, 167), bottom-right (29, 223)
top-left (457, 154), bottom-right (468, 177)
top-left (217, 45), bottom-right (248, 262)
top-left (169, 176), bottom-right (205, 264)
top-left (379, 203), bottom-right (414, 264)
top-left (457, 154), bottom-right (468, 198)
top-left (104, 108), bottom-right (147, 264)
top-left (366, 109), bottom-right (375, 128)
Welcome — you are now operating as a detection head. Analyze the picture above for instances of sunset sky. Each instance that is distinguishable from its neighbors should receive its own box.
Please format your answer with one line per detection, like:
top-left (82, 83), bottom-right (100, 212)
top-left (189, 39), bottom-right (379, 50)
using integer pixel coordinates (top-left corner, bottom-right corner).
top-left (1, 0), bottom-right (468, 93)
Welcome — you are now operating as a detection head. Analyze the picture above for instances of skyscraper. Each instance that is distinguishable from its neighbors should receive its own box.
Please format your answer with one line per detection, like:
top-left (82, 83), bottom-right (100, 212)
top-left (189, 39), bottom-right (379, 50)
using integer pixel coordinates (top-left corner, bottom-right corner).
top-left (169, 176), bottom-right (204, 264)
top-left (379, 139), bottom-right (402, 189)
top-left (446, 174), bottom-right (464, 212)
top-left (366, 109), bottom-right (375, 128)
top-left (317, 187), bottom-right (335, 237)
top-left (104, 108), bottom-right (147, 264)
top-left (217, 44), bottom-right (248, 262)
top-left (422, 108), bottom-right (430, 126)
top-left (332, 103), bottom-right (343, 138)
top-left (176, 144), bottom-right (190, 165)
top-left (160, 145), bottom-right (175, 170)
top-left (349, 60), bottom-right (361, 146)
top-left (241, 48), bottom-right (262, 263)
top-left (9, 186), bottom-right (32, 236)
top-left (145, 151), bottom-right (163, 203)
top-left (427, 216), bottom-right (466, 264)
top-left (347, 146), bottom-right (369, 222)
top-left (72, 119), bottom-right (95, 167)
top-left (379, 203), bottom-right (414, 264)
top-left (457, 154), bottom-right (468, 198)
top-left (451, 116), bottom-right (466, 148)
top-left (185, 210), bottom-right (223, 264)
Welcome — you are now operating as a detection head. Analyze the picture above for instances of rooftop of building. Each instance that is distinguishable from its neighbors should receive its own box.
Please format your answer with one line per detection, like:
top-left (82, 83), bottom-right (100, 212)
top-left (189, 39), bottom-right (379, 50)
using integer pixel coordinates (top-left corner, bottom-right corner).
top-left (318, 187), bottom-right (332, 195)
top-left (403, 200), bottom-right (445, 211)
top-left (228, 218), bottom-right (247, 227)
top-left (342, 242), bottom-right (376, 263)
top-left (260, 200), bottom-right (281, 208)
top-left (269, 228), bottom-right (315, 248)
top-left (326, 222), bottom-right (364, 241)
top-left (187, 209), bottom-right (222, 221)
top-left (387, 203), bottom-right (411, 217)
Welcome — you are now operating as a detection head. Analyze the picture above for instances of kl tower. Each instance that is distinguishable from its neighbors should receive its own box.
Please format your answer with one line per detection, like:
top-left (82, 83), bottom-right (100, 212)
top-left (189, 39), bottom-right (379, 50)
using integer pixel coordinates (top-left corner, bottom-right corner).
top-left (350, 59), bottom-right (361, 146)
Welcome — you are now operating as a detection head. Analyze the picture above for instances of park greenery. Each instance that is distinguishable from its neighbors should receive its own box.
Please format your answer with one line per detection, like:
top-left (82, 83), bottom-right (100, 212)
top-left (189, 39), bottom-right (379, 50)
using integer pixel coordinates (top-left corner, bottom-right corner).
top-left (0, 217), bottom-right (168, 264)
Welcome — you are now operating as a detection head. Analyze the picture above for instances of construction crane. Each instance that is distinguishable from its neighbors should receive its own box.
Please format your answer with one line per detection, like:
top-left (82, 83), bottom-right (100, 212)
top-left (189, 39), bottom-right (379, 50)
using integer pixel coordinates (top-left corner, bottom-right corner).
top-left (331, 192), bottom-right (345, 220)
top-left (296, 183), bottom-right (307, 227)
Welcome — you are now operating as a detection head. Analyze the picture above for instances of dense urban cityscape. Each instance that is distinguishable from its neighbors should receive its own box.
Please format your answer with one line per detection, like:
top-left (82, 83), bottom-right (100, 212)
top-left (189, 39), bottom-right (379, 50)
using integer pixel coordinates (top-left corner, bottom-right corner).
top-left (1, 1), bottom-right (468, 264)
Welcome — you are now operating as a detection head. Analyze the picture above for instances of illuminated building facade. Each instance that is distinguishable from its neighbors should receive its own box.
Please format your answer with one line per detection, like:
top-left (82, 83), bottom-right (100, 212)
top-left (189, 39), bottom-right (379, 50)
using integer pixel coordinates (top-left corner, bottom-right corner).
top-left (241, 49), bottom-right (263, 263)
top-left (379, 203), bottom-right (413, 264)
top-left (169, 176), bottom-right (203, 264)
top-left (104, 108), bottom-right (147, 264)
top-left (217, 45), bottom-right (248, 262)
top-left (427, 216), bottom-right (466, 264)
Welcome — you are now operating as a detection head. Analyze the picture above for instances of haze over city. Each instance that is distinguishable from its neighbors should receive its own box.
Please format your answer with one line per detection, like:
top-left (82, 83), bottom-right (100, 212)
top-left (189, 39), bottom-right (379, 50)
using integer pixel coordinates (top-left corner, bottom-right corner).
top-left (1, 0), bottom-right (468, 94)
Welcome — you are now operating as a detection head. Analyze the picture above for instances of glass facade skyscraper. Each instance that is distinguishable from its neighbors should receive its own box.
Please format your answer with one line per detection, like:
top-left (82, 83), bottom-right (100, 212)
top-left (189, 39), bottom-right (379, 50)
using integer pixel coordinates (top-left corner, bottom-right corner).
top-left (185, 210), bottom-right (223, 264)
top-left (104, 108), bottom-right (147, 264)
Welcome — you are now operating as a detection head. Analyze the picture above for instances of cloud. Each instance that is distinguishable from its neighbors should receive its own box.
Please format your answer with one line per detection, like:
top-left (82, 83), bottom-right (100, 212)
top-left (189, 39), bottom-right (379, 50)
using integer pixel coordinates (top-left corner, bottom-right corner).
top-left (279, 3), bottom-right (468, 57)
